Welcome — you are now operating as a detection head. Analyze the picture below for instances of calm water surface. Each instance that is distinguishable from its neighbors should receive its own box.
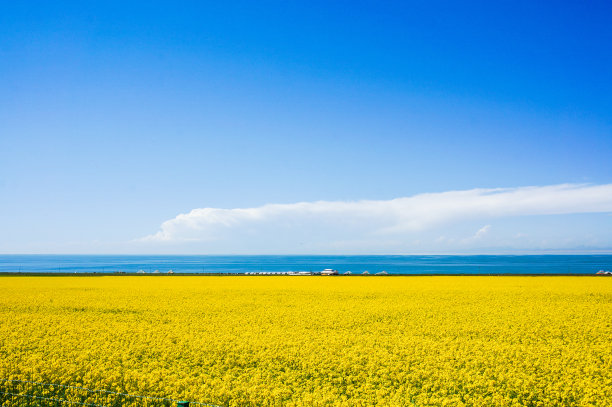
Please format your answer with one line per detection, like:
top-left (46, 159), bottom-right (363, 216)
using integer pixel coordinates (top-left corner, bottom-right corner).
top-left (0, 255), bottom-right (610, 274)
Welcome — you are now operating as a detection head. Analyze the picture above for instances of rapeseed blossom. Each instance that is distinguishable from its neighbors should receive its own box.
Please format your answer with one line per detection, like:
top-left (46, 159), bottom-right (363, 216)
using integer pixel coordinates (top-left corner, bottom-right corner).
top-left (0, 276), bottom-right (611, 406)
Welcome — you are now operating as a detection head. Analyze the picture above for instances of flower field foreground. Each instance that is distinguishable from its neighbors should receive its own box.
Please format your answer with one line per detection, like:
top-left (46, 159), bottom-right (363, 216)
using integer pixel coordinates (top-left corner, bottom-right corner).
top-left (1, 276), bottom-right (611, 406)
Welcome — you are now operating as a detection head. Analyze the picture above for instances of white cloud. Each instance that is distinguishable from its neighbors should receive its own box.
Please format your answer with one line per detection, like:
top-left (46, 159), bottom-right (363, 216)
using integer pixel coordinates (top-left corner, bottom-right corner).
top-left (140, 184), bottom-right (612, 248)
top-left (474, 225), bottom-right (491, 239)
top-left (458, 224), bottom-right (492, 245)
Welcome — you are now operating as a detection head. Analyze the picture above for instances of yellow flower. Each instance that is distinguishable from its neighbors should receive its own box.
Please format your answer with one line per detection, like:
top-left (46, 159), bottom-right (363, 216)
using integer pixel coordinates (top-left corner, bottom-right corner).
top-left (1, 276), bottom-right (611, 406)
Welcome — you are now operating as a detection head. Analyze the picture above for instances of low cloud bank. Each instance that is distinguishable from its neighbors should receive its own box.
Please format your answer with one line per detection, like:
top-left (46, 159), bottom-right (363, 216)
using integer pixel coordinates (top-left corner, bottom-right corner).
top-left (140, 184), bottom-right (612, 244)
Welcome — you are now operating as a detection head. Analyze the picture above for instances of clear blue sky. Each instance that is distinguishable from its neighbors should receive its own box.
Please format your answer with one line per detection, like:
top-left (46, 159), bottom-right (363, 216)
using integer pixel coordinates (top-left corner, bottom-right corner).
top-left (1, 1), bottom-right (611, 253)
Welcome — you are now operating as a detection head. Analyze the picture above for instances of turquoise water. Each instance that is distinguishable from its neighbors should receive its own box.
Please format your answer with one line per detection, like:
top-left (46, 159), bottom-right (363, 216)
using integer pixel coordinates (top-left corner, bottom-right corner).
top-left (0, 255), bottom-right (610, 274)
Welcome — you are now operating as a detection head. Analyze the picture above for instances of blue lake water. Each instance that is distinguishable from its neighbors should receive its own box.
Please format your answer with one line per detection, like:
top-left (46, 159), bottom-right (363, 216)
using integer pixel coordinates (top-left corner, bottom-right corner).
top-left (0, 255), bottom-right (610, 275)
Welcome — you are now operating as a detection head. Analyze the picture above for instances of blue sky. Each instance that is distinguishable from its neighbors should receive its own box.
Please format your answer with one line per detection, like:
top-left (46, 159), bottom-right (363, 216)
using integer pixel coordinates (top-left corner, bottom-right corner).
top-left (1, 1), bottom-right (611, 253)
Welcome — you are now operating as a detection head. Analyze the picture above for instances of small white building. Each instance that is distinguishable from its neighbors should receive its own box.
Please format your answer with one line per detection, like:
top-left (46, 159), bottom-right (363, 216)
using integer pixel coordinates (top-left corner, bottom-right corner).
top-left (298, 271), bottom-right (313, 276)
top-left (321, 269), bottom-right (339, 275)
top-left (597, 270), bottom-right (612, 275)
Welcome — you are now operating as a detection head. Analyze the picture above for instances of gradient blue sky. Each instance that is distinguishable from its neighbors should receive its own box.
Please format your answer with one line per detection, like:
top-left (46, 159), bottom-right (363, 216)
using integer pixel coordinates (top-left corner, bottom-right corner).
top-left (1, 1), bottom-right (611, 253)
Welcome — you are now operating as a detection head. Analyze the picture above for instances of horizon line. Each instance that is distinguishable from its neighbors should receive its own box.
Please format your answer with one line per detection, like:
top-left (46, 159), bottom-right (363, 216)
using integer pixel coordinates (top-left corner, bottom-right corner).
top-left (1, 252), bottom-right (612, 256)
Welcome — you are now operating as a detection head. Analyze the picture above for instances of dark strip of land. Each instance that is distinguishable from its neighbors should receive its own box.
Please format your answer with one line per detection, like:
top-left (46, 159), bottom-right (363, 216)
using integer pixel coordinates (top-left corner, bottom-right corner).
top-left (0, 272), bottom-right (605, 277)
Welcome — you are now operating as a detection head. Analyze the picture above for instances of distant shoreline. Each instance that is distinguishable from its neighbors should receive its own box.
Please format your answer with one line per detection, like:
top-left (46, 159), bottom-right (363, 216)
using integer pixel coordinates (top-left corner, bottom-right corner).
top-left (0, 272), bottom-right (606, 277)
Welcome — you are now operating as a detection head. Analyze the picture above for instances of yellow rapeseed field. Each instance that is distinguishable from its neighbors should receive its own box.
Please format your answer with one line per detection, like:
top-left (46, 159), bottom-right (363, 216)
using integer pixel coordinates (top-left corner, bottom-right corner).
top-left (1, 276), bottom-right (611, 406)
